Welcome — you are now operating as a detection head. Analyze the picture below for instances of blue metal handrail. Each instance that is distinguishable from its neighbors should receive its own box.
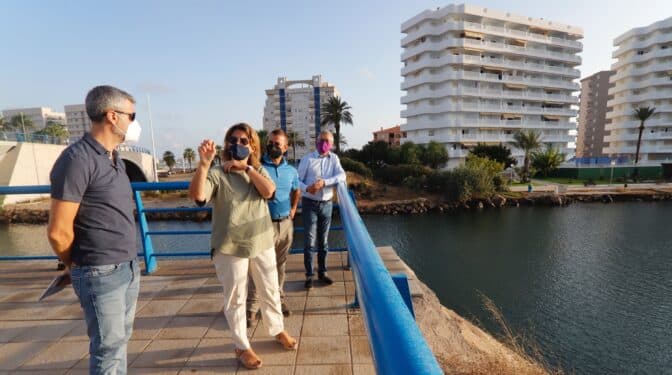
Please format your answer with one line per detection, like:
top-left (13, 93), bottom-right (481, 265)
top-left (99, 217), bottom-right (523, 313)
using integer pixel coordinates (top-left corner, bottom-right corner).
top-left (336, 182), bottom-right (442, 374)
top-left (0, 181), bottom-right (348, 271)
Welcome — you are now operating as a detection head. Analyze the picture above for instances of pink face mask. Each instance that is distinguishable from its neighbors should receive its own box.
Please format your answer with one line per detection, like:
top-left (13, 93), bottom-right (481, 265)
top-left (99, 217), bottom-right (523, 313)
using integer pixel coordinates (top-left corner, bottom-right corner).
top-left (317, 140), bottom-right (331, 154)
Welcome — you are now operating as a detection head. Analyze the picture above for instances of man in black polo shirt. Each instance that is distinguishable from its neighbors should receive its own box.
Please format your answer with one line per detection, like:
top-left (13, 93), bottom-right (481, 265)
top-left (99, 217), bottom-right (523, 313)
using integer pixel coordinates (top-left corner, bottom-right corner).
top-left (48, 85), bottom-right (142, 375)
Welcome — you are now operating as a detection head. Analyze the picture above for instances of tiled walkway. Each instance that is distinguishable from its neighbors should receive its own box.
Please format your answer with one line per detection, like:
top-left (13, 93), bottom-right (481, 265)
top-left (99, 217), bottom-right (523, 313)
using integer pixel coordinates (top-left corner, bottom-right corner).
top-left (0, 251), bottom-right (385, 374)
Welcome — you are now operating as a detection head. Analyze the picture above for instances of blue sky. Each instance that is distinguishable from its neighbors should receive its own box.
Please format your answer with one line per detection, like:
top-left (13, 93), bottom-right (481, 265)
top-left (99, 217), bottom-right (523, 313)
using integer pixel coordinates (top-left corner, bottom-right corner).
top-left (1, 0), bottom-right (670, 155)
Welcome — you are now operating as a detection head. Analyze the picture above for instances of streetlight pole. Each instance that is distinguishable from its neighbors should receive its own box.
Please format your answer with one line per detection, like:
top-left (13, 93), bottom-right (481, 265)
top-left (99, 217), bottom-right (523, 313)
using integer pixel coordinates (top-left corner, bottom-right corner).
top-left (147, 95), bottom-right (159, 182)
top-left (610, 159), bottom-right (616, 186)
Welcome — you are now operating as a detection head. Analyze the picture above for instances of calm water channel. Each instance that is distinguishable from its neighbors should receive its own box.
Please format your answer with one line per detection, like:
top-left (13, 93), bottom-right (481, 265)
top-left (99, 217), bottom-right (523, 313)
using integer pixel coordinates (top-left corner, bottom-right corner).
top-left (1, 202), bottom-right (671, 374)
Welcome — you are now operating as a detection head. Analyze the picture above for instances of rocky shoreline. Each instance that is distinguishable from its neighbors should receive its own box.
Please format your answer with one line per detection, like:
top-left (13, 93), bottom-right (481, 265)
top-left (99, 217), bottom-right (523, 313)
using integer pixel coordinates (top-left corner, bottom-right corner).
top-left (1, 190), bottom-right (671, 224)
top-left (357, 189), bottom-right (672, 215)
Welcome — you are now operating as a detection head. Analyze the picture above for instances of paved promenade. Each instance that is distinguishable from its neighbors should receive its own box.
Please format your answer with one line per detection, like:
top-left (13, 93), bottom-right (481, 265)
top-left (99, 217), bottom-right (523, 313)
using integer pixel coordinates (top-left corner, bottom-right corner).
top-left (0, 248), bottom-right (420, 374)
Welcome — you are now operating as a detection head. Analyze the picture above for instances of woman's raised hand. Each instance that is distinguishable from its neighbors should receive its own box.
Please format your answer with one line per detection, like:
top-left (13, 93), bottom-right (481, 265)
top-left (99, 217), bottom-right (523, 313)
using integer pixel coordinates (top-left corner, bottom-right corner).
top-left (198, 139), bottom-right (216, 166)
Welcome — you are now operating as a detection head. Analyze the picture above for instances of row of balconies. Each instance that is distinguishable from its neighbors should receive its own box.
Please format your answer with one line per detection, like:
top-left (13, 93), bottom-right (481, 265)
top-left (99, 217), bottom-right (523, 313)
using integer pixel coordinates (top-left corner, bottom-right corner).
top-left (408, 132), bottom-right (574, 144)
top-left (610, 61), bottom-right (672, 81)
top-left (403, 118), bottom-right (576, 131)
top-left (401, 86), bottom-right (578, 105)
top-left (401, 53), bottom-right (580, 77)
top-left (401, 70), bottom-right (580, 91)
top-left (401, 37), bottom-right (581, 64)
top-left (611, 47), bottom-right (672, 70)
top-left (401, 102), bottom-right (576, 118)
top-left (604, 131), bottom-right (672, 142)
top-left (605, 117), bottom-right (672, 130)
top-left (606, 104), bottom-right (672, 119)
top-left (608, 76), bottom-right (672, 95)
top-left (612, 30), bottom-right (672, 58)
top-left (402, 20), bottom-right (583, 50)
top-left (607, 89), bottom-right (672, 107)
top-left (603, 144), bottom-right (672, 154)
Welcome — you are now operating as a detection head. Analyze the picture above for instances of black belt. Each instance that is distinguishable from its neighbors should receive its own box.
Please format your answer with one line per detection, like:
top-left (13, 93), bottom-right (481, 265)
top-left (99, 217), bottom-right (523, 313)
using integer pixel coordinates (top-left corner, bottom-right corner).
top-left (271, 216), bottom-right (289, 222)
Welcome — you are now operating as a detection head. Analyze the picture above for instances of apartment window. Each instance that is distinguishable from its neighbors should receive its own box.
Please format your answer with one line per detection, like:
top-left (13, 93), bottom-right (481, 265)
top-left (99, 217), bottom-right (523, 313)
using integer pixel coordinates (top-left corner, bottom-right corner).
top-left (428, 130), bottom-right (434, 136)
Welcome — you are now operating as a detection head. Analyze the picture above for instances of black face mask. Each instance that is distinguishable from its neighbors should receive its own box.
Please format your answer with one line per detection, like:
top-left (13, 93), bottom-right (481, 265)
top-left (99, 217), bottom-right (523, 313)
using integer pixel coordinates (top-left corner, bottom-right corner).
top-left (228, 143), bottom-right (250, 161)
top-left (266, 143), bottom-right (283, 159)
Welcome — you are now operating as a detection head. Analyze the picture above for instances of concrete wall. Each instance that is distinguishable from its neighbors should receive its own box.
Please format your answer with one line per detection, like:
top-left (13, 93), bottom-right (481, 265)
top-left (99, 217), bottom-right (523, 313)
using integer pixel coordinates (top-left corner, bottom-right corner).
top-left (0, 141), bottom-right (157, 206)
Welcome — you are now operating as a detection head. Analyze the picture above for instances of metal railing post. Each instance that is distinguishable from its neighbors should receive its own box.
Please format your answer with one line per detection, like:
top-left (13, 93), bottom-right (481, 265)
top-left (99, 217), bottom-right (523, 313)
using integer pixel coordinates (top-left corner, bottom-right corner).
top-left (134, 190), bottom-right (157, 274)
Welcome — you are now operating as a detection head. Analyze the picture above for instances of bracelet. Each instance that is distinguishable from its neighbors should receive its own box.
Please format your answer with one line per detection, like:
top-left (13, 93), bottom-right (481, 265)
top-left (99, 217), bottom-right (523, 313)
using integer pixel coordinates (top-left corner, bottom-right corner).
top-left (245, 165), bottom-right (253, 173)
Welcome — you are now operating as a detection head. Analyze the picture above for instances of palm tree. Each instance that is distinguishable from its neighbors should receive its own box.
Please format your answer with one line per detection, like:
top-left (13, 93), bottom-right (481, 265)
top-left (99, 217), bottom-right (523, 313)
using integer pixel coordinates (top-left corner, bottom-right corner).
top-left (287, 131), bottom-right (305, 163)
top-left (214, 145), bottom-right (223, 166)
top-left (183, 148), bottom-right (195, 170)
top-left (320, 96), bottom-right (353, 154)
top-left (10, 114), bottom-right (34, 131)
top-left (34, 122), bottom-right (69, 143)
top-left (163, 151), bottom-right (176, 172)
top-left (632, 107), bottom-right (656, 180)
top-left (531, 145), bottom-right (564, 177)
top-left (257, 129), bottom-right (268, 154)
top-left (0, 115), bottom-right (5, 130)
top-left (511, 130), bottom-right (542, 182)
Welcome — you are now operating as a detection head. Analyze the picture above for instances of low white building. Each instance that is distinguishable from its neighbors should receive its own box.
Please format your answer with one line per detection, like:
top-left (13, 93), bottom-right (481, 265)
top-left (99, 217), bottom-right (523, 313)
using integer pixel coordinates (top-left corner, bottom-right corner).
top-left (603, 16), bottom-right (672, 165)
top-left (263, 75), bottom-right (339, 159)
top-left (2, 107), bottom-right (66, 132)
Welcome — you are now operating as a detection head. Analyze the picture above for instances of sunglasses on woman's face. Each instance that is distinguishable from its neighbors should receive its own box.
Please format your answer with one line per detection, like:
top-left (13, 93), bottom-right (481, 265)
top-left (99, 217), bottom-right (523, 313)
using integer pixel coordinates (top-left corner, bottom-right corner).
top-left (228, 136), bottom-right (250, 145)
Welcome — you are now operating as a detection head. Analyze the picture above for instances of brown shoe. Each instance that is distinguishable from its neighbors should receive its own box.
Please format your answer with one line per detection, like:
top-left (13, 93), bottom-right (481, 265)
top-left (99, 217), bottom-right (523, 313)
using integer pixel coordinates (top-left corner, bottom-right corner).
top-left (235, 348), bottom-right (262, 369)
top-left (275, 331), bottom-right (298, 350)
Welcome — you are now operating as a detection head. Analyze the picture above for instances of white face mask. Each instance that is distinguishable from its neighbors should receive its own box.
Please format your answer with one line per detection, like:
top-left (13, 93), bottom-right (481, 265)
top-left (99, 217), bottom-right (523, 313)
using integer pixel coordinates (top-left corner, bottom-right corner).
top-left (120, 120), bottom-right (141, 143)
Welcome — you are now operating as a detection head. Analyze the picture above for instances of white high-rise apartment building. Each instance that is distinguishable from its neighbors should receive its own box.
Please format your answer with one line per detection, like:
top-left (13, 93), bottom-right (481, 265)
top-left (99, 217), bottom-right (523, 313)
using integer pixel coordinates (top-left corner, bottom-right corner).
top-left (2, 107), bottom-right (66, 131)
top-left (65, 104), bottom-right (91, 142)
top-left (263, 75), bottom-right (339, 159)
top-left (603, 17), bottom-right (672, 164)
top-left (401, 4), bottom-right (583, 168)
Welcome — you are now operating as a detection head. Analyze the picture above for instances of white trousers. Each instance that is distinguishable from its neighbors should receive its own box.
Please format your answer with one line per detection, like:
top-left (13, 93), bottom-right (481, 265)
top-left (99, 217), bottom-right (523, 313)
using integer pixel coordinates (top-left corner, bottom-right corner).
top-left (213, 247), bottom-right (284, 350)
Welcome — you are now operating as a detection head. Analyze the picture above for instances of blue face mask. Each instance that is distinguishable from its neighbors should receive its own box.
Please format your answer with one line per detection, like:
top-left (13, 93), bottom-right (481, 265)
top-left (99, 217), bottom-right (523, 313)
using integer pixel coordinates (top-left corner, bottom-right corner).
top-left (229, 143), bottom-right (250, 161)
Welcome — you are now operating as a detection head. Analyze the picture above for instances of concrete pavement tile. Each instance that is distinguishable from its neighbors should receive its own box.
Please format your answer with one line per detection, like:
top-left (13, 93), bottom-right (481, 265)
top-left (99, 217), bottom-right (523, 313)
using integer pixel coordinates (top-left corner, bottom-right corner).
top-left (136, 300), bottom-right (188, 318)
top-left (349, 336), bottom-right (372, 364)
top-left (184, 338), bottom-right (237, 368)
top-left (302, 315), bottom-right (348, 337)
top-left (347, 314), bottom-right (366, 336)
top-left (305, 296), bottom-right (346, 315)
top-left (131, 316), bottom-right (173, 340)
top-left (293, 364), bottom-right (352, 375)
top-left (157, 315), bottom-right (215, 339)
top-left (19, 340), bottom-right (87, 370)
top-left (131, 339), bottom-right (199, 368)
top-left (296, 336), bottom-right (350, 365)
top-left (177, 299), bottom-right (223, 317)
top-left (0, 342), bottom-right (51, 370)
top-left (74, 339), bottom-right (150, 369)
top-left (11, 320), bottom-right (79, 342)
top-left (352, 364), bottom-right (376, 375)
top-left (246, 338), bottom-right (298, 366)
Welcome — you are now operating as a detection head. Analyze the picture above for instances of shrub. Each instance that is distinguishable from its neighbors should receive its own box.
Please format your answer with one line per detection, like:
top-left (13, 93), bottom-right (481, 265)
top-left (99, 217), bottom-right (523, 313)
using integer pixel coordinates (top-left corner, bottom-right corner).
top-left (373, 164), bottom-right (433, 185)
top-left (340, 157), bottom-right (373, 178)
top-left (348, 181), bottom-right (374, 199)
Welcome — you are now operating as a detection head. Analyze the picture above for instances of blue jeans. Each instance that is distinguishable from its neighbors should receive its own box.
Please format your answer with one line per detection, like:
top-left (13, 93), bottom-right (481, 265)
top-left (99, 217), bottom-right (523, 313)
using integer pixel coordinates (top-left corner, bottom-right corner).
top-left (302, 197), bottom-right (333, 277)
top-left (71, 260), bottom-right (140, 375)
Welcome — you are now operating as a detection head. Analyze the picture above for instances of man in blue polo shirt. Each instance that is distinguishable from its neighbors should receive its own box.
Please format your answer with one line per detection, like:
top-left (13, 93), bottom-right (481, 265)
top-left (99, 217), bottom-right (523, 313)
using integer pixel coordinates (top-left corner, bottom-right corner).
top-left (247, 128), bottom-right (300, 325)
top-left (48, 85), bottom-right (142, 375)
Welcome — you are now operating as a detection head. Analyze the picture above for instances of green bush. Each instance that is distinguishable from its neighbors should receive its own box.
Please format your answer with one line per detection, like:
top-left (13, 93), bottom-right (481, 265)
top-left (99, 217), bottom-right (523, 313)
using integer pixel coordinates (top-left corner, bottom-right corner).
top-left (340, 157), bottom-right (373, 178)
top-left (348, 181), bottom-right (374, 199)
top-left (373, 164), bottom-right (433, 185)
top-left (422, 156), bottom-right (501, 202)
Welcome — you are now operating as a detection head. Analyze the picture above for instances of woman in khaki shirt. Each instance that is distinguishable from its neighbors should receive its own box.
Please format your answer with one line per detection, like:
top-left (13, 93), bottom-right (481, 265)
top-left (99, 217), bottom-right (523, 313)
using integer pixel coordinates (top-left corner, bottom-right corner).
top-left (189, 123), bottom-right (297, 370)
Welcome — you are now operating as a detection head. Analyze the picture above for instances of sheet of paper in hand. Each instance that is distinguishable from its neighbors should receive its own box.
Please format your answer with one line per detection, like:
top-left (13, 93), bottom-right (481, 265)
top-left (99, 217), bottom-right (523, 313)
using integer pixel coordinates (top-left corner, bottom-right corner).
top-left (38, 272), bottom-right (72, 302)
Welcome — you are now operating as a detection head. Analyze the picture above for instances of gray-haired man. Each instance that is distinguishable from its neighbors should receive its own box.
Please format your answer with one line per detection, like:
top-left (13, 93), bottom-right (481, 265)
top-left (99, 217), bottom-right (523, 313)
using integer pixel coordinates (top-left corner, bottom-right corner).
top-left (48, 85), bottom-right (142, 374)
